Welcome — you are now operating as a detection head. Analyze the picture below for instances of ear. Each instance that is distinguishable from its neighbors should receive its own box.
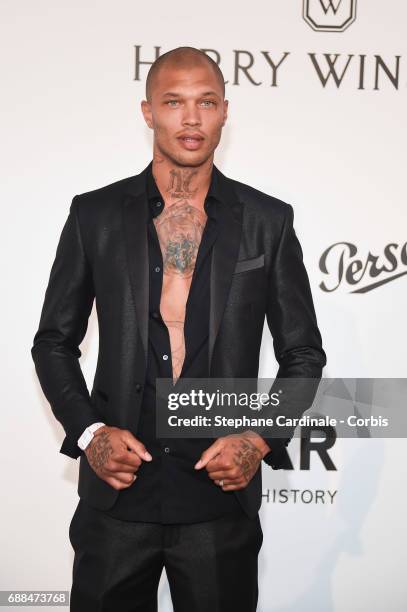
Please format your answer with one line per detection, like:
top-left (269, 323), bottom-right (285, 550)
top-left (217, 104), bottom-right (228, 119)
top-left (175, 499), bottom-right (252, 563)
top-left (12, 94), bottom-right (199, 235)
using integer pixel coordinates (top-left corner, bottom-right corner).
top-left (141, 100), bottom-right (153, 129)
top-left (222, 99), bottom-right (229, 126)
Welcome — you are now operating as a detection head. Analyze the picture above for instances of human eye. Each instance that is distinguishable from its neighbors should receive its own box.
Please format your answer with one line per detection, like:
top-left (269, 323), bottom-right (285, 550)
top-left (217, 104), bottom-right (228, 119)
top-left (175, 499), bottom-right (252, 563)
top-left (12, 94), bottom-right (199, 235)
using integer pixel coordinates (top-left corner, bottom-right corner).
top-left (166, 100), bottom-right (180, 107)
top-left (200, 99), bottom-right (216, 107)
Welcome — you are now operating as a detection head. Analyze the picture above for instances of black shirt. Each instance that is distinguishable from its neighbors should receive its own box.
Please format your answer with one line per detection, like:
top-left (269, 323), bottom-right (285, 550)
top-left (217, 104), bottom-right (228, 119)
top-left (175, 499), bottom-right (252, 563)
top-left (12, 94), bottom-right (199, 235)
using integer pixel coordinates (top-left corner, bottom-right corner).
top-left (104, 161), bottom-right (242, 523)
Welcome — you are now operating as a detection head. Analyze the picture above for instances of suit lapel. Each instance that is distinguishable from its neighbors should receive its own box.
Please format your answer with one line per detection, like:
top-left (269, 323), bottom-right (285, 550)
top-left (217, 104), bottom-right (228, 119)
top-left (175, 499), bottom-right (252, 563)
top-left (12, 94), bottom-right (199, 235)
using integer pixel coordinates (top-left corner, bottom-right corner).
top-left (120, 162), bottom-right (244, 374)
top-left (208, 167), bottom-right (244, 373)
top-left (122, 167), bottom-right (150, 365)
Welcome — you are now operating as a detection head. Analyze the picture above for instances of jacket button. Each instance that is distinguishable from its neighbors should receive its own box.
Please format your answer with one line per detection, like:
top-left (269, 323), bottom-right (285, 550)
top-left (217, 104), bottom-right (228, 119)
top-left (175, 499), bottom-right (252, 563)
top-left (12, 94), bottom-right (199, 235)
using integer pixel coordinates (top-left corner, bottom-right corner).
top-left (135, 383), bottom-right (142, 392)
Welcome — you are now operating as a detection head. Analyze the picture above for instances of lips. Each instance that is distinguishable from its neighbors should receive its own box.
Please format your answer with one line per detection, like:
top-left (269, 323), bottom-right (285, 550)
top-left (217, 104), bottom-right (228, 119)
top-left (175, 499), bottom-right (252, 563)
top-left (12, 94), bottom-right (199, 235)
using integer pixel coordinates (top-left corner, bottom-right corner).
top-left (178, 134), bottom-right (204, 141)
top-left (177, 134), bottom-right (204, 150)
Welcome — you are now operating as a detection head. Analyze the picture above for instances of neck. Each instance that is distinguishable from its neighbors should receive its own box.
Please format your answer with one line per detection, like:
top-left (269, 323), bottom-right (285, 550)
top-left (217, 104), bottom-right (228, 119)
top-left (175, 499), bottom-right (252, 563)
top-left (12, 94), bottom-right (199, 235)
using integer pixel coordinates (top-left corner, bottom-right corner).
top-left (151, 153), bottom-right (213, 205)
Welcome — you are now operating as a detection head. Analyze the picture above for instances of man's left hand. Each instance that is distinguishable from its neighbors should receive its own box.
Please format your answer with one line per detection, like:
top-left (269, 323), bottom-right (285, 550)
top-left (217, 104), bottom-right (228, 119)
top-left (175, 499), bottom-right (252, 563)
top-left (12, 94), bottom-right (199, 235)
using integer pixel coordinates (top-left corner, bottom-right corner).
top-left (194, 431), bottom-right (271, 491)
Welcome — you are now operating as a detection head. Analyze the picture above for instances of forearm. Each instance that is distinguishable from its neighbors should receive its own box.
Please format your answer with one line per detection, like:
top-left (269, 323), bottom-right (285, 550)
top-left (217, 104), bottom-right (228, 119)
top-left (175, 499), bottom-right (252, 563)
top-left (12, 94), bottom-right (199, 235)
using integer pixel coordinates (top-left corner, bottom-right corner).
top-left (262, 203), bottom-right (326, 466)
top-left (31, 196), bottom-right (101, 445)
top-left (32, 340), bottom-right (101, 442)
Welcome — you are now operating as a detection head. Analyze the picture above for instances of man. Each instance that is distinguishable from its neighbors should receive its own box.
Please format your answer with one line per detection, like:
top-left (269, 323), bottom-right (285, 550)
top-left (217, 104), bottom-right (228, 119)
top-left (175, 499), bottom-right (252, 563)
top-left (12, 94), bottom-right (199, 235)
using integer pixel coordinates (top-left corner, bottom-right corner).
top-left (31, 46), bottom-right (326, 611)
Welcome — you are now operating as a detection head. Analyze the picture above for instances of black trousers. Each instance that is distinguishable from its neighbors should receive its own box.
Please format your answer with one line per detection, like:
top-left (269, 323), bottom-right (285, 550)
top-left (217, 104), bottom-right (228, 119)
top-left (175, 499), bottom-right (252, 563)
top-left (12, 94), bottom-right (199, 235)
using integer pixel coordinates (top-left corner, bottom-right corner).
top-left (69, 499), bottom-right (263, 612)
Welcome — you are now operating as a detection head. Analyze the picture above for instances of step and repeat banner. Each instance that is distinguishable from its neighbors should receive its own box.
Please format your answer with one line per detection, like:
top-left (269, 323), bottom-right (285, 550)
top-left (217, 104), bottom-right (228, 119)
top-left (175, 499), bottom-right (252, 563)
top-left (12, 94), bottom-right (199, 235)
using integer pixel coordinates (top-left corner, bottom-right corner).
top-left (3, 1), bottom-right (406, 610)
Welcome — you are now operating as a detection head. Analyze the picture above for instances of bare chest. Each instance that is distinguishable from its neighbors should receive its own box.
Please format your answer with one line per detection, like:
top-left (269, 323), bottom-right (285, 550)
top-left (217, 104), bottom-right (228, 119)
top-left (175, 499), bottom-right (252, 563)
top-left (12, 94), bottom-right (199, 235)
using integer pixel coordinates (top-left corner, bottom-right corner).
top-left (153, 199), bottom-right (207, 321)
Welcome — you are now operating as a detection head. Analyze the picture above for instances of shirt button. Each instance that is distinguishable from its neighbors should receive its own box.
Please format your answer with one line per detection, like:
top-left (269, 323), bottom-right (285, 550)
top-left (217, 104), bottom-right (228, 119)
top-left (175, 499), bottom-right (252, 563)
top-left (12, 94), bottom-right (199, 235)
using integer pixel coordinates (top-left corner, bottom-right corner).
top-left (163, 354), bottom-right (169, 360)
top-left (152, 311), bottom-right (160, 319)
top-left (164, 447), bottom-right (170, 453)
top-left (155, 266), bottom-right (161, 273)
top-left (156, 200), bottom-right (162, 208)
top-left (135, 383), bottom-right (142, 392)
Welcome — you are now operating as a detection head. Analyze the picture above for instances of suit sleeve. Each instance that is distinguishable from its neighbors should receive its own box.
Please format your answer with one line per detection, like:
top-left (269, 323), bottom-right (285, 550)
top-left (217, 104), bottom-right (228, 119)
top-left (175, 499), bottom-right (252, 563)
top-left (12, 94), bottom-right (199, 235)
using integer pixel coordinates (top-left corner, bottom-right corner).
top-left (31, 196), bottom-right (102, 459)
top-left (261, 203), bottom-right (327, 468)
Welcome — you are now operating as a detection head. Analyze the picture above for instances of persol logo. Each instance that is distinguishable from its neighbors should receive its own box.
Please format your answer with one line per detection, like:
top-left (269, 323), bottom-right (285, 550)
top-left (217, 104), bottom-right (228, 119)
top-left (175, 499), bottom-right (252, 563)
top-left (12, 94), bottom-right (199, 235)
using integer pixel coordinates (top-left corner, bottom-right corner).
top-left (319, 242), bottom-right (407, 293)
top-left (303, 0), bottom-right (357, 32)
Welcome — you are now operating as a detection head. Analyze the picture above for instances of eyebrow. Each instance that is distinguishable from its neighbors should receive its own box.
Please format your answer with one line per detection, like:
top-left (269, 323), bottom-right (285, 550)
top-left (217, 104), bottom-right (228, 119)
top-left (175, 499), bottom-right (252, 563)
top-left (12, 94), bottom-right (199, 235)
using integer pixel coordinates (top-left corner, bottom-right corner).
top-left (162, 91), bottom-right (220, 99)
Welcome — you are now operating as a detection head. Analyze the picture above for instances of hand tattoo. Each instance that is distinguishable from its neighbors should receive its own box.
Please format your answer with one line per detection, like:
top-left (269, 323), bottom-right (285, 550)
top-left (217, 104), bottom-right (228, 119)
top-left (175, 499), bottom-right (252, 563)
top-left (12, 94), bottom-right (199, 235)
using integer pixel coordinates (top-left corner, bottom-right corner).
top-left (86, 431), bottom-right (113, 472)
top-left (230, 437), bottom-right (262, 483)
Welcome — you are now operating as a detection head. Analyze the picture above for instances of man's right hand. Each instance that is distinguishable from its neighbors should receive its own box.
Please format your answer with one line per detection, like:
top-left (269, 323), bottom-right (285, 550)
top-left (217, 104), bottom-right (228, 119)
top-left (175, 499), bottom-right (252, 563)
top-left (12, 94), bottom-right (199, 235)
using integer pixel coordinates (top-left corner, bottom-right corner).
top-left (84, 426), bottom-right (152, 490)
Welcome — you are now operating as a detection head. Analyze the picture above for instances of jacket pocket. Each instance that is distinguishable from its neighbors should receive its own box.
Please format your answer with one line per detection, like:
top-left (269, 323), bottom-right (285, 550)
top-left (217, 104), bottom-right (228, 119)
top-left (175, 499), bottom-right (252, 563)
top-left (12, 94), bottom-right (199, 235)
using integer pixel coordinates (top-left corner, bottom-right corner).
top-left (233, 253), bottom-right (265, 274)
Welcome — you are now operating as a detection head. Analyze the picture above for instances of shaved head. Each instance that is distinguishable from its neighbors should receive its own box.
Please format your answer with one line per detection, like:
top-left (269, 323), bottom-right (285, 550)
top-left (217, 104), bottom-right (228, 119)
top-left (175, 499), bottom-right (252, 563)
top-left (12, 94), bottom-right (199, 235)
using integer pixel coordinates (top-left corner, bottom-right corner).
top-left (141, 45), bottom-right (228, 170)
top-left (145, 46), bottom-right (225, 103)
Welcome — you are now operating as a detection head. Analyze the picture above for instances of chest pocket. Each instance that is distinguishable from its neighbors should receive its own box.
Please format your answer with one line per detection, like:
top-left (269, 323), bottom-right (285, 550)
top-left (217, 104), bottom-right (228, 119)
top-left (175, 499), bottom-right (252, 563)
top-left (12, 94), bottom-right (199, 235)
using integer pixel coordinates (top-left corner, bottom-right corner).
top-left (227, 253), bottom-right (267, 316)
top-left (233, 253), bottom-right (265, 275)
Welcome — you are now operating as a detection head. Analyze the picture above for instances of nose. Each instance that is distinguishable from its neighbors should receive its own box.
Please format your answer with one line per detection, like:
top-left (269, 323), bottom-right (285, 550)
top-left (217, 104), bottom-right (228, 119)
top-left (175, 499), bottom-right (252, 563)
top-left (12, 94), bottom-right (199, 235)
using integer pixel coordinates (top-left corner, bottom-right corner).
top-left (181, 101), bottom-right (201, 127)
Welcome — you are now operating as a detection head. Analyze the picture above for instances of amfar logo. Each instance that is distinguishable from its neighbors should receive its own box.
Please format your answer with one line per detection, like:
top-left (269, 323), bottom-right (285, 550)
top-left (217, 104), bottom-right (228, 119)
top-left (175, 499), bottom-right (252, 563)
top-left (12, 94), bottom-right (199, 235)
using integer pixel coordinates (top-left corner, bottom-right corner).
top-left (303, 0), bottom-right (357, 32)
top-left (319, 242), bottom-right (407, 293)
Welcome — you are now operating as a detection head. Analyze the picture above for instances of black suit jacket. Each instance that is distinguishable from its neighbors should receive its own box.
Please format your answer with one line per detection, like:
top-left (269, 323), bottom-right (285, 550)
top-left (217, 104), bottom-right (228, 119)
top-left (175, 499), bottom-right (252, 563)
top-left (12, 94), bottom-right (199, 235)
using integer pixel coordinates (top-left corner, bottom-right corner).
top-left (31, 162), bottom-right (326, 519)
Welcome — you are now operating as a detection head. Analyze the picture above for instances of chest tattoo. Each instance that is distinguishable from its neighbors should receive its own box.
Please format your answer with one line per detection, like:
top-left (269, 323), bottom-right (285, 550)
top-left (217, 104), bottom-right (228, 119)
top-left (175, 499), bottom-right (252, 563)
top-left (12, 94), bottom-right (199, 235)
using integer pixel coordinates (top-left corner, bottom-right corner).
top-left (152, 167), bottom-right (209, 382)
top-left (153, 201), bottom-right (207, 278)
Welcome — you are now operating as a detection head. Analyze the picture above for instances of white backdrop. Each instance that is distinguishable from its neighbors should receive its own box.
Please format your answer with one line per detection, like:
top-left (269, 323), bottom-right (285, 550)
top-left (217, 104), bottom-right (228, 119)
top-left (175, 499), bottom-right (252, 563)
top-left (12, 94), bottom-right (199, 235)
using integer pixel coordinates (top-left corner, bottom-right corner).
top-left (2, 1), bottom-right (406, 610)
